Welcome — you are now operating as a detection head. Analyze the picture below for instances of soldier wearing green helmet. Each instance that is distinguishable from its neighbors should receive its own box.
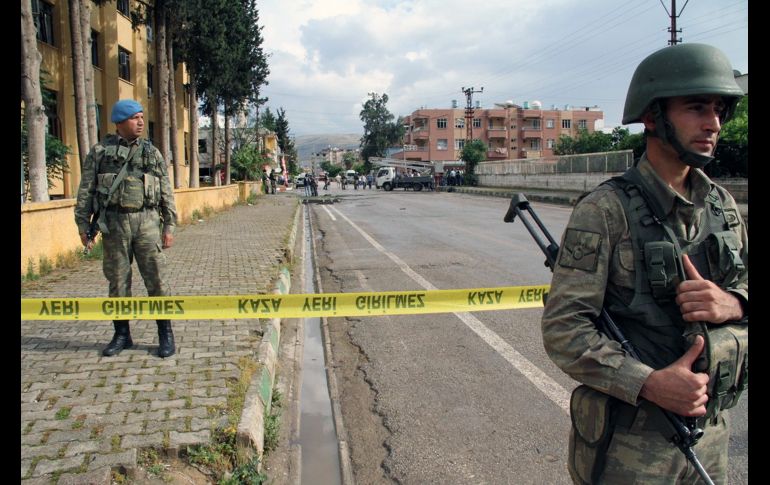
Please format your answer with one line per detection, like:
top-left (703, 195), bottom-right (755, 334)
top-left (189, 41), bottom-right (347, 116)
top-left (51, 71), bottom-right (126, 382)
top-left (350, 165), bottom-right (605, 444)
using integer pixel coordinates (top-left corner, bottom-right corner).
top-left (541, 43), bottom-right (747, 484)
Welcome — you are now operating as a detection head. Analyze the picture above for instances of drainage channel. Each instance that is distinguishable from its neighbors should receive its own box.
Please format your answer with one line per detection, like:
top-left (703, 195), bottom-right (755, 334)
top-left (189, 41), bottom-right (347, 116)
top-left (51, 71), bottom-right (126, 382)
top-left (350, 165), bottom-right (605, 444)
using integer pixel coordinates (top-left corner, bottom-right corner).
top-left (299, 205), bottom-right (342, 484)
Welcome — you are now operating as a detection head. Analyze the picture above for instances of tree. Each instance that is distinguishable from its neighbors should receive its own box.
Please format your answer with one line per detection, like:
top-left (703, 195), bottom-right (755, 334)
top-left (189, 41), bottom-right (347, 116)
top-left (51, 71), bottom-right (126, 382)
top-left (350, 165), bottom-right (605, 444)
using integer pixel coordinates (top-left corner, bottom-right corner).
top-left (554, 128), bottom-right (613, 155)
top-left (342, 151), bottom-right (358, 170)
top-left (67, 0), bottom-right (91, 167)
top-left (274, 107), bottom-right (298, 174)
top-left (21, 0), bottom-right (48, 202)
top-left (320, 161), bottom-right (342, 178)
top-left (708, 96), bottom-right (748, 177)
top-left (230, 144), bottom-right (266, 181)
top-left (460, 139), bottom-right (487, 185)
top-left (359, 93), bottom-right (404, 173)
top-left (261, 108), bottom-right (277, 132)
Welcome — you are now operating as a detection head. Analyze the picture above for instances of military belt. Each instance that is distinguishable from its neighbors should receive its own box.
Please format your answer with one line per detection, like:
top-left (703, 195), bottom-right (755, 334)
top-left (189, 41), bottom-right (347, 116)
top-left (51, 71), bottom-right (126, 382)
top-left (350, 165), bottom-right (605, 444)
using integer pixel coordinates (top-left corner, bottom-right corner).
top-left (106, 206), bottom-right (148, 214)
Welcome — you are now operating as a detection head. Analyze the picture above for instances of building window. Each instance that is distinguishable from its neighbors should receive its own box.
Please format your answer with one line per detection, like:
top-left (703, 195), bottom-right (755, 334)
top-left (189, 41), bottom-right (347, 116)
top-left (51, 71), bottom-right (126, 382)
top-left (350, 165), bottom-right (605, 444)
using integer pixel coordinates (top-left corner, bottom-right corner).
top-left (437, 118), bottom-right (447, 129)
top-left (532, 119), bottom-right (541, 130)
top-left (145, 10), bottom-right (154, 42)
top-left (147, 64), bottom-right (154, 97)
top-left (454, 139), bottom-right (465, 150)
top-left (437, 139), bottom-right (448, 150)
top-left (96, 104), bottom-right (103, 140)
top-left (117, 0), bottom-right (130, 17)
top-left (577, 119), bottom-right (588, 130)
top-left (183, 83), bottom-right (190, 108)
top-left (530, 139), bottom-right (541, 150)
top-left (118, 47), bottom-right (131, 81)
top-left (184, 135), bottom-right (189, 166)
top-left (546, 119), bottom-right (554, 129)
top-left (455, 118), bottom-right (465, 129)
top-left (547, 139), bottom-right (555, 149)
top-left (33, 0), bottom-right (55, 46)
top-left (199, 139), bottom-right (207, 153)
top-left (562, 119), bottom-right (571, 129)
top-left (42, 88), bottom-right (61, 139)
top-left (473, 118), bottom-right (481, 128)
top-left (148, 122), bottom-right (155, 145)
top-left (91, 30), bottom-right (100, 67)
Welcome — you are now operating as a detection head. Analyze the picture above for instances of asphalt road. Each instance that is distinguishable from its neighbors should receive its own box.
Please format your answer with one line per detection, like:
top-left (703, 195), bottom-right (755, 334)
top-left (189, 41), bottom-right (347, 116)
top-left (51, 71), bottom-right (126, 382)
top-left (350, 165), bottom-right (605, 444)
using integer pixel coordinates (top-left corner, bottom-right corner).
top-left (308, 186), bottom-right (748, 484)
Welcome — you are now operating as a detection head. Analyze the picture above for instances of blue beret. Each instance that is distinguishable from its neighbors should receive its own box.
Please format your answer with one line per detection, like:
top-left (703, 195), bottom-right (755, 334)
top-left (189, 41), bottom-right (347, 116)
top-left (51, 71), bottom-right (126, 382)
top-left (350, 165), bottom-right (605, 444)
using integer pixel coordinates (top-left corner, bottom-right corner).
top-left (111, 99), bottom-right (143, 123)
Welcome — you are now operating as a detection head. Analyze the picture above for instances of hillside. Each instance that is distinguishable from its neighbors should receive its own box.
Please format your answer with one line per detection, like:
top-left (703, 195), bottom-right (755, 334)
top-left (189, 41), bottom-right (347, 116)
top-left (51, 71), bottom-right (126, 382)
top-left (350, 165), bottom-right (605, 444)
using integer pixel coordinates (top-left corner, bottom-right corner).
top-left (294, 133), bottom-right (361, 161)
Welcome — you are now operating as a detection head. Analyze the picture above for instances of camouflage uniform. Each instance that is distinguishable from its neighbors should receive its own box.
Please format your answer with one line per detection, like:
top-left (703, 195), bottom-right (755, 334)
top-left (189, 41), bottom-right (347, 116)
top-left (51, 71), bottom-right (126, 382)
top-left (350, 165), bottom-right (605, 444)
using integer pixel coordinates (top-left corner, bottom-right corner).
top-left (75, 134), bottom-right (176, 297)
top-left (542, 154), bottom-right (747, 483)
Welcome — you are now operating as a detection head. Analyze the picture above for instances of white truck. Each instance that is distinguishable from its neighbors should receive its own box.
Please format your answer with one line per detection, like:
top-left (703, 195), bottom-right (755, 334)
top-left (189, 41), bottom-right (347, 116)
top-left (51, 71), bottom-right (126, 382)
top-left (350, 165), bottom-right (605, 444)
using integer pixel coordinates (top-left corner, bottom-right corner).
top-left (371, 158), bottom-right (435, 192)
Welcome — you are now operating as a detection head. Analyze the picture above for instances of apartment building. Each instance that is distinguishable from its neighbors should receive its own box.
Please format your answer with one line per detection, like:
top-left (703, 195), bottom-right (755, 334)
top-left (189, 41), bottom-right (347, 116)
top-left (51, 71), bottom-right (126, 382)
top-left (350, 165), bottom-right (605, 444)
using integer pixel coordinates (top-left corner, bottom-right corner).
top-left (399, 101), bottom-right (604, 163)
top-left (28, 0), bottom-right (191, 198)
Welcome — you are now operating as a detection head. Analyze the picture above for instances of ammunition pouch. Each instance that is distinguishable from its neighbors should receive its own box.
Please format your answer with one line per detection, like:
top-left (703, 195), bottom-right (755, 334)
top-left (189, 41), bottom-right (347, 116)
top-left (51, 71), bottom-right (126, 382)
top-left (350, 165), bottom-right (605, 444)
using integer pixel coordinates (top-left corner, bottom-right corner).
top-left (568, 385), bottom-right (618, 485)
top-left (643, 241), bottom-right (683, 300)
top-left (685, 323), bottom-right (748, 424)
top-left (96, 171), bottom-right (161, 210)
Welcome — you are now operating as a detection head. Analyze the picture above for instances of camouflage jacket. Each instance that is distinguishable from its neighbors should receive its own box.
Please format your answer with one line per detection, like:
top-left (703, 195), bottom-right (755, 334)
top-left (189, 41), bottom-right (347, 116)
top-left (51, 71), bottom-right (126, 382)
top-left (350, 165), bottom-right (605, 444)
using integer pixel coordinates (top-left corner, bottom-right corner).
top-left (74, 134), bottom-right (177, 236)
top-left (541, 154), bottom-right (748, 406)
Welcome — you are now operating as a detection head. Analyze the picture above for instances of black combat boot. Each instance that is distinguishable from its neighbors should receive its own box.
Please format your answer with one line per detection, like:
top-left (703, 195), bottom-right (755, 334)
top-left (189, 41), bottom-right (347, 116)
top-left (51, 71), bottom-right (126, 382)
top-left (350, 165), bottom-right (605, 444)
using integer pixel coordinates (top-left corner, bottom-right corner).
top-left (156, 320), bottom-right (176, 358)
top-left (103, 320), bottom-right (133, 356)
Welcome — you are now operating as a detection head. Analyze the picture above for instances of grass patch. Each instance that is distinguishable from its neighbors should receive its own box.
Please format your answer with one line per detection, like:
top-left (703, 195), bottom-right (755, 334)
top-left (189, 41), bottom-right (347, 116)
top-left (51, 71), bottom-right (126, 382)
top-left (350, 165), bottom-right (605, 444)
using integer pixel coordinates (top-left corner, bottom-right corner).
top-left (54, 407), bottom-right (71, 420)
top-left (192, 209), bottom-right (202, 222)
top-left (138, 448), bottom-right (168, 478)
top-left (183, 356), bottom-right (272, 483)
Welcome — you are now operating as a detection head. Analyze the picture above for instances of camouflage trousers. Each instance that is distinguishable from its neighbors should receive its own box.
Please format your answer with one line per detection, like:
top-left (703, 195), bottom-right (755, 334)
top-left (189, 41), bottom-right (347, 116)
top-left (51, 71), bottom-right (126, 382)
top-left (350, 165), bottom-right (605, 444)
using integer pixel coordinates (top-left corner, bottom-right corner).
top-left (595, 404), bottom-right (728, 484)
top-left (102, 208), bottom-right (169, 298)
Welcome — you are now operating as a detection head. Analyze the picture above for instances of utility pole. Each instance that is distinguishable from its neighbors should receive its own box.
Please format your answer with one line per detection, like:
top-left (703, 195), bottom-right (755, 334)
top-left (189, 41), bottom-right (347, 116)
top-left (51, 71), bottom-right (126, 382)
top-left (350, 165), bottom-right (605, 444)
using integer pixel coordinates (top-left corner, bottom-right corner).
top-left (661, 0), bottom-right (688, 45)
top-left (462, 86), bottom-right (483, 142)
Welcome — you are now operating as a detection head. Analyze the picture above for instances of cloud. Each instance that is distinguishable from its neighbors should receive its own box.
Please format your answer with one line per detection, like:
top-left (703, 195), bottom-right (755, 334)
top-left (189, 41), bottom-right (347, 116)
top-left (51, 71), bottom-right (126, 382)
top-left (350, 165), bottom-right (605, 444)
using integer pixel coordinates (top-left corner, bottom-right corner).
top-left (257, 0), bottom-right (748, 136)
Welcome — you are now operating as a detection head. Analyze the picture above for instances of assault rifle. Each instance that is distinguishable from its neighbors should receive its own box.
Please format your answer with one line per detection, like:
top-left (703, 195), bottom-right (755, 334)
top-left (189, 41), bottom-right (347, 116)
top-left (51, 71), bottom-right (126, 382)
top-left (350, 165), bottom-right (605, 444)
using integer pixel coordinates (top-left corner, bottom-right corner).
top-left (504, 193), bottom-right (714, 485)
top-left (83, 211), bottom-right (100, 255)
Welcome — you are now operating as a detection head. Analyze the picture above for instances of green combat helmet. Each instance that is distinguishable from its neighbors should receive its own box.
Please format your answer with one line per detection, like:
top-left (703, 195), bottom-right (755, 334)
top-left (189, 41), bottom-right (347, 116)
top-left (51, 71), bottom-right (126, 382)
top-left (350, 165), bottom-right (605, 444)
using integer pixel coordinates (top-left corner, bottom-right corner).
top-left (622, 43), bottom-right (744, 168)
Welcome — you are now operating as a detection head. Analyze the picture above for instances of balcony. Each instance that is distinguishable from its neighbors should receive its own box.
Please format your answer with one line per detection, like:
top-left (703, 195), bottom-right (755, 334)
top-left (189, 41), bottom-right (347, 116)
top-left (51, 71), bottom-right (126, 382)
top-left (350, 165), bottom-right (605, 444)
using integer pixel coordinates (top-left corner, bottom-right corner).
top-left (487, 127), bottom-right (507, 138)
top-left (522, 110), bottom-right (543, 118)
top-left (487, 147), bottom-right (508, 159)
top-left (521, 127), bottom-right (542, 138)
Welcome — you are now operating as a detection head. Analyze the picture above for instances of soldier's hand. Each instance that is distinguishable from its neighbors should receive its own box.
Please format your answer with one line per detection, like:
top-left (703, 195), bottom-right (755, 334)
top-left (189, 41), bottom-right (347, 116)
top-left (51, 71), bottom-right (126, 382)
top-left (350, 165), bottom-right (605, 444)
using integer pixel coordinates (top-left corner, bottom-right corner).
top-left (162, 232), bottom-right (174, 249)
top-left (639, 335), bottom-right (710, 417)
top-left (676, 254), bottom-right (743, 323)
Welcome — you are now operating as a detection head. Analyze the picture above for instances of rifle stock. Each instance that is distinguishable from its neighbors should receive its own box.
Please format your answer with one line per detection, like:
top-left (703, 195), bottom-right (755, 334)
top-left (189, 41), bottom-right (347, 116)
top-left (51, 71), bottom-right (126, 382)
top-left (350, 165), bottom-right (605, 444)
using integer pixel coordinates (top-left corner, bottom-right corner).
top-left (505, 193), bottom-right (714, 485)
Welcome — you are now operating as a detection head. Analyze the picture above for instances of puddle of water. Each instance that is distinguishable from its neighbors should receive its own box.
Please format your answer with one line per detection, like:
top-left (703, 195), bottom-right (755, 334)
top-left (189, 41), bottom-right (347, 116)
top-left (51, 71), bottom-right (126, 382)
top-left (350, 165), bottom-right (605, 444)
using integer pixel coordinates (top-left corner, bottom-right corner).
top-left (300, 207), bottom-right (342, 484)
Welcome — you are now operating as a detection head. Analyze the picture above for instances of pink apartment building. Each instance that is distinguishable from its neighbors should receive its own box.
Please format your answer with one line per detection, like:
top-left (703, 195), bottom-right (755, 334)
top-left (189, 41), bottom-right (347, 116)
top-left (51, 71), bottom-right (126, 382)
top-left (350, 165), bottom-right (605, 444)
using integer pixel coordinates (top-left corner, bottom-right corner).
top-left (397, 101), bottom-right (604, 163)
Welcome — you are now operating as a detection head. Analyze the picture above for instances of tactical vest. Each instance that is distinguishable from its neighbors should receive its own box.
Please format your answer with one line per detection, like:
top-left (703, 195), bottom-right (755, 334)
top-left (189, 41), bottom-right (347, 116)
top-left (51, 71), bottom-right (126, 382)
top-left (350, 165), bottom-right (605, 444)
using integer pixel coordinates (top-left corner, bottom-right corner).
top-left (92, 135), bottom-right (164, 233)
top-left (603, 167), bottom-right (748, 422)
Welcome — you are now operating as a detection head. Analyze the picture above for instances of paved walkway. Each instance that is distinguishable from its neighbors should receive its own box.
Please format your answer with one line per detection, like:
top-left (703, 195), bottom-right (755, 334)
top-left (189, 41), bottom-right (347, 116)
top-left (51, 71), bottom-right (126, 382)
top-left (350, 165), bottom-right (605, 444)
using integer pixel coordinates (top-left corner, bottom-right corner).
top-left (21, 193), bottom-right (300, 483)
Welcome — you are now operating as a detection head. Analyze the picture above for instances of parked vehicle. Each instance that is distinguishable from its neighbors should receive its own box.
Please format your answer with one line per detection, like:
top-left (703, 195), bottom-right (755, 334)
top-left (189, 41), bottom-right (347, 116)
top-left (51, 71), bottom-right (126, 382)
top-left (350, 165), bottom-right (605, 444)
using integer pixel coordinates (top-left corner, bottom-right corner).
top-left (345, 170), bottom-right (357, 184)
top-left (375, 166), bottom-right (433, 191)
top-left (294, 173), bottom-right (307, 187)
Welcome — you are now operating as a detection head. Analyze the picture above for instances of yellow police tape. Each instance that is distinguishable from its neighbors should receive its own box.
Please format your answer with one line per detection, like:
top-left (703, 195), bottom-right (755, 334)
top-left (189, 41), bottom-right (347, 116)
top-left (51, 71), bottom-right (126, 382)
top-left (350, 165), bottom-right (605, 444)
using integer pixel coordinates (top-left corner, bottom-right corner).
top-left (21, 285), bottom-right (550, 321)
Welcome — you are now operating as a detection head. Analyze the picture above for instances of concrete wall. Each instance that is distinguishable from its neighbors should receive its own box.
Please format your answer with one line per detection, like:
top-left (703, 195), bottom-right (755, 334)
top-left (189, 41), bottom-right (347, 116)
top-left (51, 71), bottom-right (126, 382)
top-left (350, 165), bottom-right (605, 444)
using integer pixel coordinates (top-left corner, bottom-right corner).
top-left (477, 172), bottom-right (621, 193)
top-left (21, 181), bottom-right (264, 275)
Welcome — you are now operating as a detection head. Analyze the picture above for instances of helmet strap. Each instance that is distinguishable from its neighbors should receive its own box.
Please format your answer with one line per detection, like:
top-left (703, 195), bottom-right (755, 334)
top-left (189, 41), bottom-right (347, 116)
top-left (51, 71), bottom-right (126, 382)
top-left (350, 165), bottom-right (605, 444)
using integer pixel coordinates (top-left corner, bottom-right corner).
top-left (649, 100), bottom-right (714, 169)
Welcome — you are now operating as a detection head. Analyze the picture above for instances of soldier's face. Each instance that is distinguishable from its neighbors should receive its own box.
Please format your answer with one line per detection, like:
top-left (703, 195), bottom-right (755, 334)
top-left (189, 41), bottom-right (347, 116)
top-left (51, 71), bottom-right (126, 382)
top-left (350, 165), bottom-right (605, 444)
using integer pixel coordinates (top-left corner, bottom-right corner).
top-left (116, 112), bottom-right (145, 141)
top-left (664, 95), bottom-right (724, 157)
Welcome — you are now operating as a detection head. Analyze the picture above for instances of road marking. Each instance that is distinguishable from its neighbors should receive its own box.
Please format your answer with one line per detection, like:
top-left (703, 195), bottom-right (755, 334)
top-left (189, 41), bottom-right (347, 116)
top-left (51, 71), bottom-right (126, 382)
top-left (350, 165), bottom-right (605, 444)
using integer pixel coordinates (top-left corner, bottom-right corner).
top-left (321, 205), bottom-right (337, 221)
top-left (330, 206), bottom-right (570, 414)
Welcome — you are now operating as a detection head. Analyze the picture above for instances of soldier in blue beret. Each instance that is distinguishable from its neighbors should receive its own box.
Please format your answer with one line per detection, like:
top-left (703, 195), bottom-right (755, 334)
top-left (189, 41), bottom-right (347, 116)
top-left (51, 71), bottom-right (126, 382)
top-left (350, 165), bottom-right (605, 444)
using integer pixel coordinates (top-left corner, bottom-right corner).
top-left (75, 99), bottom-right (178, 358)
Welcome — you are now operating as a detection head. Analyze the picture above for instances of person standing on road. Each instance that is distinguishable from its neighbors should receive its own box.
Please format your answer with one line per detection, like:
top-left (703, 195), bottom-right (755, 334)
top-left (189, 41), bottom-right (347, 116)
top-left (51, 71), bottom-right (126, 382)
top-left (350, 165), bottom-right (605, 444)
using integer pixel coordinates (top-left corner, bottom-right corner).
top-left (541, 43), bottom-right (747, 484)
top-left (75, 99), bottom-right (178, 358)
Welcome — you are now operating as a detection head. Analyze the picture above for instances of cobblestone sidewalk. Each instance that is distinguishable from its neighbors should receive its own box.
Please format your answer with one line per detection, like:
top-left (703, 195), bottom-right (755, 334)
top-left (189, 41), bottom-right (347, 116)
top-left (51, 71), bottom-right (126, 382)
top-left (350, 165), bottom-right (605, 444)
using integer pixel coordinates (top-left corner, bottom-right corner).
top-left (21, 194), bottom-right (300, 483)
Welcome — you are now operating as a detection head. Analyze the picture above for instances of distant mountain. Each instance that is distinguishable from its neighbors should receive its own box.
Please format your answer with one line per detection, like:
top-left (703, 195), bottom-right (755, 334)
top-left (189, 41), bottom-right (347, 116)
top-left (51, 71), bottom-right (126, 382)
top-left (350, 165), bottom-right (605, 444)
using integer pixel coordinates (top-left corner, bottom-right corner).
top-left (294, 133), bottom-right (361, 161)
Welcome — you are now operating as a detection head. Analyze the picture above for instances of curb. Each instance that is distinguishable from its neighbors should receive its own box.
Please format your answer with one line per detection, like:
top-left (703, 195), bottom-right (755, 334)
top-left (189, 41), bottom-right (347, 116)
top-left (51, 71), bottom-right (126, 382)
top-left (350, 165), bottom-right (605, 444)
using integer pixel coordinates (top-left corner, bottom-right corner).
top-left (236, 202), bottom-right (301, 467)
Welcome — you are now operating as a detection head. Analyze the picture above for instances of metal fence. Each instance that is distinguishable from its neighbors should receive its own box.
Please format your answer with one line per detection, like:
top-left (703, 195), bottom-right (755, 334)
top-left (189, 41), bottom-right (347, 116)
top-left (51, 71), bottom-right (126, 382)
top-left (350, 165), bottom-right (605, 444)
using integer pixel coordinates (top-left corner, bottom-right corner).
top-left (477, 150), bottom-right (634, 175)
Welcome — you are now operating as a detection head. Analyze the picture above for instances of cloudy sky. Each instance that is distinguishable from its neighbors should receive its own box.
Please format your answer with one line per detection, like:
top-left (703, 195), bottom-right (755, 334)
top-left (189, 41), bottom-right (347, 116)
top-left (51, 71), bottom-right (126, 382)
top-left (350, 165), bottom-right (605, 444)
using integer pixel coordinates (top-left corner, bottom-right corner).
top-left (256, 0), bottom-right (748, 137)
